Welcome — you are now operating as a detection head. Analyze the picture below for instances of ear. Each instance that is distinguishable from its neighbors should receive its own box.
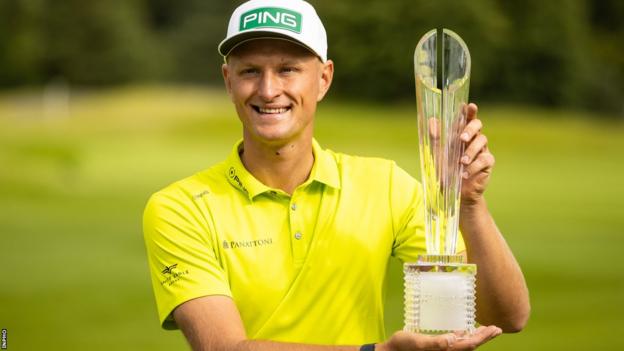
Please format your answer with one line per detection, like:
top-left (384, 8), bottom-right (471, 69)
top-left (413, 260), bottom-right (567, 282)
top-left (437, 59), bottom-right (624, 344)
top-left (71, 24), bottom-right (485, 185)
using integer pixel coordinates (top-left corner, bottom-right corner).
top-left (222, 63), bottom-right (234, 101)
top-left (317, 59), bottom-right (334, 102)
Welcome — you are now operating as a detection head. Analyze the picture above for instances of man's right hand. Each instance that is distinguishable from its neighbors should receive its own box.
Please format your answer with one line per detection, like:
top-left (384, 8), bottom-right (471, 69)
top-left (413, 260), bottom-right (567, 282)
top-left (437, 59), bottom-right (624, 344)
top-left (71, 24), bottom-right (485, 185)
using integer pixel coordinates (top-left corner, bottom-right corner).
top-left (379, 326), bottom-right (502, 351)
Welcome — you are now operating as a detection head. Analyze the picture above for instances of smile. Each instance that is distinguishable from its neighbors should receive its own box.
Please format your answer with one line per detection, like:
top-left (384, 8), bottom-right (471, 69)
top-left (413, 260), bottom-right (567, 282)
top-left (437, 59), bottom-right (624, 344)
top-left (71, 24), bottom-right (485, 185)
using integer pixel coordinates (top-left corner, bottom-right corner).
top-left (252, 105), bottom-right (291, 114)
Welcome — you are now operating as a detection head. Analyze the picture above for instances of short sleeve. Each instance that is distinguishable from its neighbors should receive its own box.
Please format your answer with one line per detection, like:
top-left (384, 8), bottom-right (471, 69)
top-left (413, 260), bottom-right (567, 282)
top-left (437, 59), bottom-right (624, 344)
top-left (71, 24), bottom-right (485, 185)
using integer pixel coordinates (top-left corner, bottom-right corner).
top-left (389, 163), bottom-right (466, 262)
top-left (143, 192), bottom-right (231, 329)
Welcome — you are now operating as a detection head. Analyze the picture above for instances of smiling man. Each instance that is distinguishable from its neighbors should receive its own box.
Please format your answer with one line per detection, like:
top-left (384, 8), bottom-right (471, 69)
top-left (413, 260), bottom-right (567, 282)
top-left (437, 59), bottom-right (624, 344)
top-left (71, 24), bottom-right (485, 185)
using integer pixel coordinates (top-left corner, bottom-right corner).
top-left (142, 1), bottom-right (530, 351)
top-left (220, 38), bottom-right (332, 195)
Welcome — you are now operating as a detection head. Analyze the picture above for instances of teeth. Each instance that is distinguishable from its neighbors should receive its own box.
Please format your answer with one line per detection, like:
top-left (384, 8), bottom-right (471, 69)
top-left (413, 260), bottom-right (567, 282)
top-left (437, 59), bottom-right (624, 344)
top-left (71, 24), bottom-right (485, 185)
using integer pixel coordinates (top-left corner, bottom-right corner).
top-left (258, 107), bottom-right (288, 114)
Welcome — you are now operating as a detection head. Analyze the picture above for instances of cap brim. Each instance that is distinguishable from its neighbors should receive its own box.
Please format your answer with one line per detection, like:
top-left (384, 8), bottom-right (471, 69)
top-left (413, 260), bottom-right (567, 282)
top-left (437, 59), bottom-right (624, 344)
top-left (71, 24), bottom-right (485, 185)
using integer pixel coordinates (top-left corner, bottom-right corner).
top-left (218, 31), bottom-right (323, 61)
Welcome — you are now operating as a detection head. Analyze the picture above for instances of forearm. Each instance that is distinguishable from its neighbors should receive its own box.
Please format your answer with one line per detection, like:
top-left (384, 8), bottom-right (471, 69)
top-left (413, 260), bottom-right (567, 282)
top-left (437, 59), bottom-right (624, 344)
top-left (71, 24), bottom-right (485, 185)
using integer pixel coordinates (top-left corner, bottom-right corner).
top-left (459, 197), bottom-right (530, 332)
top-left (175, 294), bottom-right (501, 351)
top-left (179, 316), bottom-right (360, 351)
top-left (175, 296), bottom-right (361, 351)
top-left (232, 340), bottom-right (358, 351)
top-left (182, 324), bottom-right (361, 351)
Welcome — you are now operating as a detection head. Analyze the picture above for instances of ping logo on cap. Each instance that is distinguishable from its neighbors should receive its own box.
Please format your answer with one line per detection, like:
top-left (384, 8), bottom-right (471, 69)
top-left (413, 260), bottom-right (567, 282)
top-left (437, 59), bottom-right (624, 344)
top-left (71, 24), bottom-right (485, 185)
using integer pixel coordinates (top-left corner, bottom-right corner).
top-left (239, 7), bottom-right (302, 33)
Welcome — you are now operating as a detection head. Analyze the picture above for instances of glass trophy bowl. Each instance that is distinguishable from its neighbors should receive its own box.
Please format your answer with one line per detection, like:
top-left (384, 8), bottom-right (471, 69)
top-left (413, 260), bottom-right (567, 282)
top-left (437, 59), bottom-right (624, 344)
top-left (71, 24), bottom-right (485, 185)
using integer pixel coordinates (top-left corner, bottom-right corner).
top-left (404, 29), bottom-right (476, 334)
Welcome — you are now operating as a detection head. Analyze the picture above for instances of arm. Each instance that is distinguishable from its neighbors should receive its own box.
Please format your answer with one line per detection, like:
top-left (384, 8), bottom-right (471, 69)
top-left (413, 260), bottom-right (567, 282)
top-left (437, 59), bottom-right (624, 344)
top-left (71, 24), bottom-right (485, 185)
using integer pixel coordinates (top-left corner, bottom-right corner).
top-left (457, 103), bottom-right (531, 333)
top-left (174, 295), bottom-right (353, 351)
top-left (173, 295), bottom-right (501, 351)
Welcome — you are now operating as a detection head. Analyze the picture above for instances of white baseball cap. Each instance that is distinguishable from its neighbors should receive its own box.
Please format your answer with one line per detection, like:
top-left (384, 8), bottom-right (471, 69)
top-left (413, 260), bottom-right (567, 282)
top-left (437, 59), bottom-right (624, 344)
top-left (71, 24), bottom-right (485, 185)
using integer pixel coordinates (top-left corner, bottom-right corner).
top-left (218, 0), bottom-right (328, 62)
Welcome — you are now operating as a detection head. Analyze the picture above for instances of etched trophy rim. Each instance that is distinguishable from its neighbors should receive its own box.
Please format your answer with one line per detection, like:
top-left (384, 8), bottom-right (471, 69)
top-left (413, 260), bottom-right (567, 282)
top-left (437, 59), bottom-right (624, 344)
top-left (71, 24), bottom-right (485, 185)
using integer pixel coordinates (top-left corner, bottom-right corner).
top-left (413, 28), bottom-right (471, 94)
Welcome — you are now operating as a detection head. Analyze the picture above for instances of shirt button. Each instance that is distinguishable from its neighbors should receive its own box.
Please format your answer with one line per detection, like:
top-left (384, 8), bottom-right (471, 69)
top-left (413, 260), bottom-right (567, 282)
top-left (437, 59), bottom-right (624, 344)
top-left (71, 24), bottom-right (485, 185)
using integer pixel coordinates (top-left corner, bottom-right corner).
top-left (294, 231), bottom-right (302, 240)
top-left (291, 203), bottom-right (297, 211)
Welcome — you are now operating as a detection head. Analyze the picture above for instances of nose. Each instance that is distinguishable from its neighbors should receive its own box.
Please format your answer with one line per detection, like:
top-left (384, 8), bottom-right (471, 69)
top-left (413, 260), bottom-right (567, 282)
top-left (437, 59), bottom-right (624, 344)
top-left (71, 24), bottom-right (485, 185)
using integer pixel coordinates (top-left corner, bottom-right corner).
top-left (258, 71), bottom-right (282, 101)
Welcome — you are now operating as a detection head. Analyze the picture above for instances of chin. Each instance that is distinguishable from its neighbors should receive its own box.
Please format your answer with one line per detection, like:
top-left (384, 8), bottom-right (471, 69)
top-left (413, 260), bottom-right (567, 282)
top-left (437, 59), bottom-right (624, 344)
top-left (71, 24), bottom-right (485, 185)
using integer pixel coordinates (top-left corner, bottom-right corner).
top-left (250, 130), bottom-right (293, 145)
top-left (252, 125), bottom-right (296, 141)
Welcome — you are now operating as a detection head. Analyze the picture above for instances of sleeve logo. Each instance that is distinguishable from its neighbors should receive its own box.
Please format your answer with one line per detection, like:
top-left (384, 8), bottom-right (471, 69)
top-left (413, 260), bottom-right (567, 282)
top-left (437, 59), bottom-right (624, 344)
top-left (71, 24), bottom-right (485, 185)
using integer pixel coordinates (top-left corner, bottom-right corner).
top-left (161, 263), bottom-right (178, 275)
top-left (159, 263), bottom-right (189, 287)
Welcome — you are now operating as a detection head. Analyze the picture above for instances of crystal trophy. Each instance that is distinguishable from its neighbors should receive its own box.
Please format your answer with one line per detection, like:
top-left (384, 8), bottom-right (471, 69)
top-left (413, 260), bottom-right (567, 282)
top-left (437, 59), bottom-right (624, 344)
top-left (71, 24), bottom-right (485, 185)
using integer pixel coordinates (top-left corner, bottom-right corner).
top-left (404, 29), bottom-right (476, 334)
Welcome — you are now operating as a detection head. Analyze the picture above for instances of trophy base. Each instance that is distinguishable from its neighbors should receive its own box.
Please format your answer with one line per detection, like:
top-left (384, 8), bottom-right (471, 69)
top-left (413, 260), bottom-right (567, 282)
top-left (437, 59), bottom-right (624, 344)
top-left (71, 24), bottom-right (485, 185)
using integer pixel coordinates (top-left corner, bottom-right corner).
top-left (403, 255), bottom-right (476, 334)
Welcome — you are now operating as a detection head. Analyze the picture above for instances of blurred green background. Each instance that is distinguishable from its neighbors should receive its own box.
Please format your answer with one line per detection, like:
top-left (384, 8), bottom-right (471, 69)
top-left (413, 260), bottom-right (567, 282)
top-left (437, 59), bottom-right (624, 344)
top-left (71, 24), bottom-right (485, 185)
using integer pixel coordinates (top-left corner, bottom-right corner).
top-left (1, 0), bottom-right (624, 350)
top-left (2, 0), bottom-right (624, 115)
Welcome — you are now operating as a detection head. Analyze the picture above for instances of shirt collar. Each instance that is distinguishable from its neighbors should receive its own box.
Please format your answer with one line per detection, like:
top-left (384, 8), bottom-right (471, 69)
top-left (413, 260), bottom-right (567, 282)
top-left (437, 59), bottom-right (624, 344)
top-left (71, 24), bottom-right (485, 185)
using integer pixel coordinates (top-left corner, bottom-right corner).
top-left (309, 138), bottom-right (341, 190)
top-left (224, 139), bottom-right (341, 201)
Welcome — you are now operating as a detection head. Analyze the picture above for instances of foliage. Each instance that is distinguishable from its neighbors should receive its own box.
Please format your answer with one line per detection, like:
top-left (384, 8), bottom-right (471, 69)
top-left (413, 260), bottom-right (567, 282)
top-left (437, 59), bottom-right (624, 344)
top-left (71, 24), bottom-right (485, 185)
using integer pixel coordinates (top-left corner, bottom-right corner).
top-left (0, 0), bottom-right (622, 115)
top-left (0, 0), bottom-right (163, 85)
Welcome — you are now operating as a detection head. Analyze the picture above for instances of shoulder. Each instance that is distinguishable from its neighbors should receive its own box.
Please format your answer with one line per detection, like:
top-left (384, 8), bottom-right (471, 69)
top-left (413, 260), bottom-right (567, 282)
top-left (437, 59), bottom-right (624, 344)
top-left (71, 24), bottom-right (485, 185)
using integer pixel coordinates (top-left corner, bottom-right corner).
top-left (325, 148), bottom-right (418, 186)
top-left (144, 160), bottom-right (228, 214)
top-left (142, 161), bottom-right (231, 247)
top-left (328, 148), bottom-right (391, 172)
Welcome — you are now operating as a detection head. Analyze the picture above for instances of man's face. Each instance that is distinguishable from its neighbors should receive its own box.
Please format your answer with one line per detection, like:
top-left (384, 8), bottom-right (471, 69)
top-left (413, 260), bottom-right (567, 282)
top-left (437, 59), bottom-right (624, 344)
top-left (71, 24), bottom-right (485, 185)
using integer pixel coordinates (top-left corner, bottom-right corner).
top-left (222, 39), bottom-right (333, 146)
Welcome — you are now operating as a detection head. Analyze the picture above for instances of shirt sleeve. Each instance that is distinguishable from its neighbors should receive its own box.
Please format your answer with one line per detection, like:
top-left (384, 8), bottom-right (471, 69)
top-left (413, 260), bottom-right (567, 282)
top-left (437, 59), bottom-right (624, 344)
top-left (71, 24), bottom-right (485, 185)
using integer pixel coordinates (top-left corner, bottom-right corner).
top-left (143, 191), bottom-right (231, 329)
top-left (389, 163), bottom-right (466, 263)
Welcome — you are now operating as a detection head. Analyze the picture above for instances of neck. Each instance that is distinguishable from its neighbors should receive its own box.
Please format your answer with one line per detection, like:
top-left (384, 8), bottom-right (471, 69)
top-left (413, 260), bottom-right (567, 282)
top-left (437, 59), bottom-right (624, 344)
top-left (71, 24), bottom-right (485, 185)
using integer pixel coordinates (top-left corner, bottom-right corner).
top-left (240, 136), bottom-right (315, 195)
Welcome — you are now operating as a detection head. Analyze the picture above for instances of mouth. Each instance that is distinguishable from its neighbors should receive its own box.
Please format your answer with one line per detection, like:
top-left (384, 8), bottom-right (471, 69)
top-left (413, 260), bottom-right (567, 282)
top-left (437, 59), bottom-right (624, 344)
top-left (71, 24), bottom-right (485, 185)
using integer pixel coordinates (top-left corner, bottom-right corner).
top-left (251, 105), bottom-right (292, 115)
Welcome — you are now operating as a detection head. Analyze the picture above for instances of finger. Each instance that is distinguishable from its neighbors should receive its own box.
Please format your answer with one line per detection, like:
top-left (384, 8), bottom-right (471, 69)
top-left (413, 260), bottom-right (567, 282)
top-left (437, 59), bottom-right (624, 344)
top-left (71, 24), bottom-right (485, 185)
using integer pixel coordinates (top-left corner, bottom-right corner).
top-left (466, 325), bottom-right (502, 341)
top-left (451, 326), bottom-right (502, 350)
top-left (461, 134), bottom-right (488, 165)
top-left (450, 326), bottom-right (484, 341)
top-left (428, 117), bottom-right (441, 141)
top-left (443, 333), bottom-right (459, 349)
top-left (484, 326), bottom-right (503, 342)
top-left (460, 118), bottom-right (482, 142)
top-left (474, 326), bottom-right (503, 343)
top-left (466, 103), bottom-right (478, 121)
top-left (413, 333), bottom-right (457, 350)
top-left (462, 152), bottom-right (495, 179)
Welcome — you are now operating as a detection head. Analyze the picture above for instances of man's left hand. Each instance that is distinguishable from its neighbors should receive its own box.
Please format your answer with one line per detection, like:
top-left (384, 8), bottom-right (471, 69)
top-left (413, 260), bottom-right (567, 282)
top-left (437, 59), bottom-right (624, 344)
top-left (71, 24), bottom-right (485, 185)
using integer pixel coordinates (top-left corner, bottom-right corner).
top-left (459, 103), bottom-right (494, 205)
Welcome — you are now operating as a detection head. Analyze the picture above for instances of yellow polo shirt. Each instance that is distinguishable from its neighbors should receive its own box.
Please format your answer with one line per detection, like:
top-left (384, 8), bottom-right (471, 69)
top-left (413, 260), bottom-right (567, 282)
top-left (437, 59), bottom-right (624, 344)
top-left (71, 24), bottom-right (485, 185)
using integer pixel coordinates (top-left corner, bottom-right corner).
top-left (143, 139), bottom-right (465, 344)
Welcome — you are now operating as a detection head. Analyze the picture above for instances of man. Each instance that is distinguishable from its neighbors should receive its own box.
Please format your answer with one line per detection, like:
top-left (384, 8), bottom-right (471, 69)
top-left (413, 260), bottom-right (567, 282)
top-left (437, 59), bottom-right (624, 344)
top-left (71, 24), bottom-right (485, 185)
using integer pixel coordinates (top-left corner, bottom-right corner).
top-left (143, 0), bottom-right (530, 350)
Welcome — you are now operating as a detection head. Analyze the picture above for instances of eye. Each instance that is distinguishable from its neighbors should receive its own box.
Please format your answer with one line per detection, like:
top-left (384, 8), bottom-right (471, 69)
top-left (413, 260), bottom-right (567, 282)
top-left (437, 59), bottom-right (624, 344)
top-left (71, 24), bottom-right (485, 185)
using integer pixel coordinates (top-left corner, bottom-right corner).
top-left (240, 68), bottom-right (259, 75)
top-left (280, 66), bottom-right (299, 74)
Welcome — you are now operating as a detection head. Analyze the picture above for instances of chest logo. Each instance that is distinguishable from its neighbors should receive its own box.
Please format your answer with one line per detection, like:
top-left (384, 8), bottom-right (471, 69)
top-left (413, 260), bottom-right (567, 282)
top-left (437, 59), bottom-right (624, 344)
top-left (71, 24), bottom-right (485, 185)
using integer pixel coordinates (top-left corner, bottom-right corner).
top-left (222, 238), bottom-right (273, 249)
top-left (229, 167), bottom-right (248, 194)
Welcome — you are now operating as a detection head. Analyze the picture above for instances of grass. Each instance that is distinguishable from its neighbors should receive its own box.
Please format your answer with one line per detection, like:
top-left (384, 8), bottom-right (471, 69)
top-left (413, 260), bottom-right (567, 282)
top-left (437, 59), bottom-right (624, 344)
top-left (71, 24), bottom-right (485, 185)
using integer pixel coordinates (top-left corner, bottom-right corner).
top-left (1, 85), bottom-right (623, 350)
